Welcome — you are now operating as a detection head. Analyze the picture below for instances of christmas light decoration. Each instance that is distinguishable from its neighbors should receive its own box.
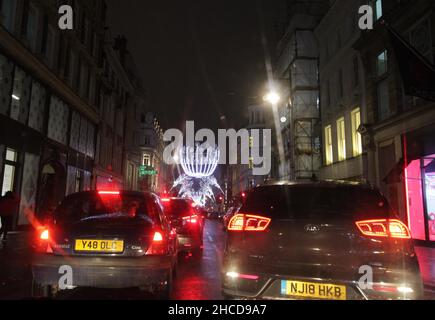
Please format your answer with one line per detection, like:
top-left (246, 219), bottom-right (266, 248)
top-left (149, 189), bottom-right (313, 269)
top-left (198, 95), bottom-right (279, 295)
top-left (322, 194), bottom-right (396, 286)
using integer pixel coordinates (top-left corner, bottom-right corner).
top-left (172, 145), bottom-right (222, 207)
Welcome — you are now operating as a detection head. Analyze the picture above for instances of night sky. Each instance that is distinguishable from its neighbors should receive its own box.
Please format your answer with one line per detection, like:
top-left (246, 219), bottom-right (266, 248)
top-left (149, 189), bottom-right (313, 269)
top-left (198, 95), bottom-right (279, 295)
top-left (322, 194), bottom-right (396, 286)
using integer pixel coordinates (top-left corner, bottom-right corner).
top-left (106, 0), bottom-right (286, 132)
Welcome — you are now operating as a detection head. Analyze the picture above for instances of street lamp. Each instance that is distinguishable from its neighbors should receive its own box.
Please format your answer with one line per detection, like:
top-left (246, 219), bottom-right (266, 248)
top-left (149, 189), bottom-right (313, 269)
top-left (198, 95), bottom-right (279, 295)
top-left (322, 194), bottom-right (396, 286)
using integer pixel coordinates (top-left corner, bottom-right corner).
top-left (263, 91), bottom-right (280, 105)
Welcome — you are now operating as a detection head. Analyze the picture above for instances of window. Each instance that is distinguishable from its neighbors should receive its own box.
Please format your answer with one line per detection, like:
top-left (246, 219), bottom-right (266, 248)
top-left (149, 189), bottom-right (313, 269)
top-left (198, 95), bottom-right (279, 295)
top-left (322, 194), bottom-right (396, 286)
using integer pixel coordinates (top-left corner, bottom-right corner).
top-left (337, 117), bottom-right (346, 161)
top-left (10, 67), bottom-right (26, 121)
top-left (68, 51), bottom-right (77, 87)
top-left (1, 148), bottom-right (18, 196)
top-left (376, 51), bottom-right (388, 76)
top-left (143, 153), bottom-right (151, 166)
top-left (374, 0), bottom-right (383, 21)
top-left (324, 126), bottom-right (333, 165)
top-left (44, 26), bottom-right (56, 67)
top-left (0, 0), bottom-right (16, 31)
top-left (353, 57), bottom-right (359, 87)
top-left (351, 108), bottom-right (362, 157)
top-left (377, 78), bottom-right (390, 120)
top-left (325, 80), bottom-right (330, 107)
top-left (338, 70), bottom-right (344, 99)
top-left (74, 170), bottom-right (83, 193)
top-left (25, 4), bottom-right (39, 51)
top-left (144, 135), bottom-right (150, 146)
top-left (79, 63), bottom-right (88, 98)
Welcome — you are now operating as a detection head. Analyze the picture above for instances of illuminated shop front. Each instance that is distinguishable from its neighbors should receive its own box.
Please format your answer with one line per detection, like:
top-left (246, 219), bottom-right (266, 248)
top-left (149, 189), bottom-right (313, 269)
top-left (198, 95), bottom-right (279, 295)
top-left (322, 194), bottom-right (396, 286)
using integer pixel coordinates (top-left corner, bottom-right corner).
top-left (404, 128), bottom-right (435, 243)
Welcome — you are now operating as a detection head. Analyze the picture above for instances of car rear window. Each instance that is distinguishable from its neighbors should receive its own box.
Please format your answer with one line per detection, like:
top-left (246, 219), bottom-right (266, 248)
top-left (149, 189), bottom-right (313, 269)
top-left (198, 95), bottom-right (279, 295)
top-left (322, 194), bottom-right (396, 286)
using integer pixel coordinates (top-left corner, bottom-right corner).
top-left (241, 185), bottom-right (392, 220)
top-left (54, 192), bottom-right (159, 224)
top-left (163, 200), bottom-right (193, 216)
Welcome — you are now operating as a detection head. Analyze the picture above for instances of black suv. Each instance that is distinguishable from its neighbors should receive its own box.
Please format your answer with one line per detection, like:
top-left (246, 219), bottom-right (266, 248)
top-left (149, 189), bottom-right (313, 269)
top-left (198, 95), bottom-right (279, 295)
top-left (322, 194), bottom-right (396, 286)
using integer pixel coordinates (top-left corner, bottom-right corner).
top-left (222, 181), bottom-right (423, 300)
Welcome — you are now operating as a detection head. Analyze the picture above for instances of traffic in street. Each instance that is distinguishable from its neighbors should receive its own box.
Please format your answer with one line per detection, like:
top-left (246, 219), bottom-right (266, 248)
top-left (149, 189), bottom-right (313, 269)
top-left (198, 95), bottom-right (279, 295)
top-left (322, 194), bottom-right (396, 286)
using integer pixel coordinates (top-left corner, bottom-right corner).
top-left (1, 0), bottom-right (435, 303)
top-left (0, 218), bottom-right (225, 300)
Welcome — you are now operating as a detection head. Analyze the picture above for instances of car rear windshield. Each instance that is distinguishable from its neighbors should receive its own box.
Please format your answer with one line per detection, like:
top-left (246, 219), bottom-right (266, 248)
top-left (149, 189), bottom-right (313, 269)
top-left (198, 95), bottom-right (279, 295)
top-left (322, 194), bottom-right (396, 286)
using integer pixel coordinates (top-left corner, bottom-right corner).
top-left (163, 200), bottom-right (193, 216)
top-left (54, 192), bottom-right (158, 224)
top-left (241, 185), bottom-right (392, 220)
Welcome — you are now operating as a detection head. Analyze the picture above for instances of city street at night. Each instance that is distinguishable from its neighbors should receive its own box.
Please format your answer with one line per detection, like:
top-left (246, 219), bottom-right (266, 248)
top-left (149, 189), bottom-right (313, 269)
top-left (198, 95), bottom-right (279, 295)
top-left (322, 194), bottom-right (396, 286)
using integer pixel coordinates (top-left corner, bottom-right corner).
top-left (1, 0), bottom-right (435, 307)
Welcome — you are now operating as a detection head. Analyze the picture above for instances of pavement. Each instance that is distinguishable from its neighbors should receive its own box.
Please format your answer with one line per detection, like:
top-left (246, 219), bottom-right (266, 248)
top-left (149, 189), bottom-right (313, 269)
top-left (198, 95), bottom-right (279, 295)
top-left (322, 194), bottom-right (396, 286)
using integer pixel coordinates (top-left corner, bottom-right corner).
top-left (0, 220), bottom-right (434, 300)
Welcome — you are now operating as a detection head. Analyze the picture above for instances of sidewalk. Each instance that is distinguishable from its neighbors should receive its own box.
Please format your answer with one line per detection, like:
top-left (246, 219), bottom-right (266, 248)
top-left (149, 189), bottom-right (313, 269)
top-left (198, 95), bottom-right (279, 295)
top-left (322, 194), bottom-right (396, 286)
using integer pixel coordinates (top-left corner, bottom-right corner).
top-left (0, 231), bottom-right (33, 299)
top-left (415, 246), bottom-right (435, 292)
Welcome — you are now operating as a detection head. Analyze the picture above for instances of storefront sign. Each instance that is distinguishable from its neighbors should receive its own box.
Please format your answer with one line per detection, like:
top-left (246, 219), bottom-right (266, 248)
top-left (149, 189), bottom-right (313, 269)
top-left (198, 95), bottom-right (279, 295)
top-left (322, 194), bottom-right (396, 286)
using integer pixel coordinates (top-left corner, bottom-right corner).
top-left (139, 165), bottom-right (157, 177)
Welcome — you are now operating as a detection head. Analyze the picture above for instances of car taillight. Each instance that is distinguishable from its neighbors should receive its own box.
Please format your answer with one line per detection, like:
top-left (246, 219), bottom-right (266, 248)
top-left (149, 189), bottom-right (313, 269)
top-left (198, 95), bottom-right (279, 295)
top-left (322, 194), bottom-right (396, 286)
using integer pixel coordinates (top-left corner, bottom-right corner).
top-left (35, 227), bottom-right (53, 253)
top-left (98, 190), bottom-right (120, 195)
top-left (355, 219), bottom-right (411, 239)
top-left (227, 214), bottom-right (271, 232)
top-left (146, 231), bottom-right (168, 255)
top-left (40, 229), bottom-right (49, 240)
top-left (153, 231), bottom-right (163, 242)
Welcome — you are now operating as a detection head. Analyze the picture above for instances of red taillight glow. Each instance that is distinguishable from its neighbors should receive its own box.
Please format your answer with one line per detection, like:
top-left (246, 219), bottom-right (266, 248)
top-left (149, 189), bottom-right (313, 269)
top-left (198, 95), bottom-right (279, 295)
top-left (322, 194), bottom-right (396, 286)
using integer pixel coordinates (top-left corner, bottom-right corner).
top-left (98, 191), bottom-right (120, 195)
top-left (228, 214), bottom-right (271, 232)
top-left (355, 219), bottom-right (411, 239)
top-left (153, 231), bottom-right (163, 242)
top-left (146, 231), bottom-right (167, 255)
top-left (182, 215), bottom-right (198, 224)
top-left (40, 229), bottom-right (49, 240)
top-left (226, 271), bottom-right (259, 280)
top-left (161, 198), bottom-right (171, 202)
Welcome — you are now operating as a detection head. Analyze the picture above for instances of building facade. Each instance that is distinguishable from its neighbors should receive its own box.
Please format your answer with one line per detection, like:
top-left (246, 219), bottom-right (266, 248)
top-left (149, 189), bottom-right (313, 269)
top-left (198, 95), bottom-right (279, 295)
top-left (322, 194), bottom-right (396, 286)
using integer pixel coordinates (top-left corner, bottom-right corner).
top-left (229, 104), bottom-right (272, 200)
top-left (137, 112), bottom-right (167, 194)
top-left (0, 0), bottom-right (106, 225)
top-left (353, 0), bottom-right (435, 243)
top-left (315, 0), bottom-right (366, 182)
top-left (0, 0), bottom-right (162, 229)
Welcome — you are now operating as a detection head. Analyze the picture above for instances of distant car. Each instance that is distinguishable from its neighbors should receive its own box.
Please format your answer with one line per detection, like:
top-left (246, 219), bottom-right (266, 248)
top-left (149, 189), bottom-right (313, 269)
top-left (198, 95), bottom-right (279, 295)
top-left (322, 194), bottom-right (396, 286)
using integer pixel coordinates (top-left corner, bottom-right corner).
top-left (32, 190), bottom-right (178, 299)
top-left (161, 197), bottom-right (204, 254)
top-left (223, 181), bottom-right (424, 300)
top-left (207, 211), bottom-right (224, 220)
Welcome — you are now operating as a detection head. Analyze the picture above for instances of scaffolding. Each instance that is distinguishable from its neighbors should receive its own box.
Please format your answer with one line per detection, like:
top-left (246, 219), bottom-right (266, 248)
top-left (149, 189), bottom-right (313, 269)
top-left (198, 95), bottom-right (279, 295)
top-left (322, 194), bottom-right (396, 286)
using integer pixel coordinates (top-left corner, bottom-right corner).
top-left (274, 0), bottom-right (328, 180)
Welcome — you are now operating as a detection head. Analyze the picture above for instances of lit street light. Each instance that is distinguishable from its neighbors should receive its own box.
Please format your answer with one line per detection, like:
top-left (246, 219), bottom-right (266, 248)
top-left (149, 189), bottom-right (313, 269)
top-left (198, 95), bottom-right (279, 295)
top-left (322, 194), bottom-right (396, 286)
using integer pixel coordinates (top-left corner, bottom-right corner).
top-left (263, 91), bottom-right (280, 105)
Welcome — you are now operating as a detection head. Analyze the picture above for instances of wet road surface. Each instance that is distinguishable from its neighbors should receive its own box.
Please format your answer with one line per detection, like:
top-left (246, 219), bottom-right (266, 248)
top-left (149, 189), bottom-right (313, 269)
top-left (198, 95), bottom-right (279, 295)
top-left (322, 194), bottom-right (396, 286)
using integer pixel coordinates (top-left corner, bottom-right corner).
top-left (0, 219), bottom-right (226, 300)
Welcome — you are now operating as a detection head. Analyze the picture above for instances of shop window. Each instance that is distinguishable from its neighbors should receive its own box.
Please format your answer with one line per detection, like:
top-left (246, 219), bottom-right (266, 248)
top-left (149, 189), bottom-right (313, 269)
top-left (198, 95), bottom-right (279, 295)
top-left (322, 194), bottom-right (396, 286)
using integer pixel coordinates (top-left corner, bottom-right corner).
top-left (404, 153), bottom-right (435, 242)
top-left (336, 118), bottom-right (346, 161)
top-left (423, 157), bottom-right (435, 241)
top-left (1, 148), bottom-right (18, 196)
top-left (351, 108), bottom-right (362, 157)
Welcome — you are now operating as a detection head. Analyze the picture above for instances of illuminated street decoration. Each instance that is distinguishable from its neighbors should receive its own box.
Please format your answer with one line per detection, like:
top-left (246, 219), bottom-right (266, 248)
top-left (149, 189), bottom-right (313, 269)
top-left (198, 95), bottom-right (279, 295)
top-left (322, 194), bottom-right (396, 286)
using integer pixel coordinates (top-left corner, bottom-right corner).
top-left (172, 145), bottom-right (222, 207)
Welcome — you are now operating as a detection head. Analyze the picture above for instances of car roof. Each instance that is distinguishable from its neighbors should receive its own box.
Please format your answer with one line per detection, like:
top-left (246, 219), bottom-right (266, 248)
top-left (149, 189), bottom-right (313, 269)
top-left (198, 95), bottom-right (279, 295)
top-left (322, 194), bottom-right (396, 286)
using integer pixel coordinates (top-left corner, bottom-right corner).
top-left (163, 197), bottom-right (192, 202)
top-left (261, 179), bottom-right (374, 190)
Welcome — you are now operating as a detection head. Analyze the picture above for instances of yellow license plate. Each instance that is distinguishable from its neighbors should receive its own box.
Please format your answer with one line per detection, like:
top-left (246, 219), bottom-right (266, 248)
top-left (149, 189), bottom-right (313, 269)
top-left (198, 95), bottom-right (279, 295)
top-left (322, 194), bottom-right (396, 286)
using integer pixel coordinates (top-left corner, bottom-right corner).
top-left (281, 280), bottom-right (346, 300)
top-left (75, 239), bottom-right (124, 253)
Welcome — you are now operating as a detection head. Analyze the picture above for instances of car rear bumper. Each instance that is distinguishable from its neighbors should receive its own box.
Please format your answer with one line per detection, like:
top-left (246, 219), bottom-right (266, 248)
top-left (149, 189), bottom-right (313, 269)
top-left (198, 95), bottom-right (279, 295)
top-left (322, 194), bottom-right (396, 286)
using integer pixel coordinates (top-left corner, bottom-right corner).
top-left (177, 234), bottom-right (202, 252)
top-left (32, 253), bottom-right (173, 289)
top-left (222, 261), bottom-right (424, 300)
